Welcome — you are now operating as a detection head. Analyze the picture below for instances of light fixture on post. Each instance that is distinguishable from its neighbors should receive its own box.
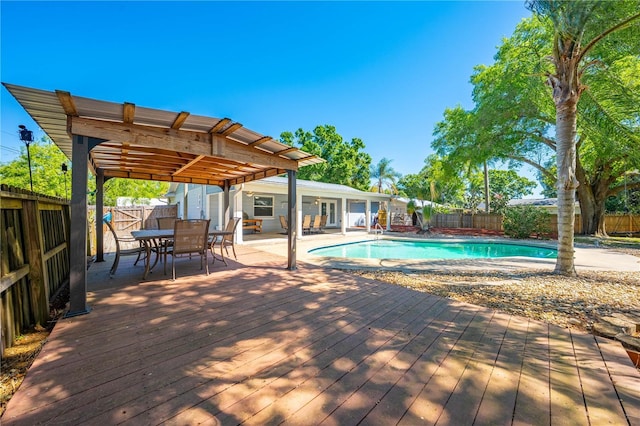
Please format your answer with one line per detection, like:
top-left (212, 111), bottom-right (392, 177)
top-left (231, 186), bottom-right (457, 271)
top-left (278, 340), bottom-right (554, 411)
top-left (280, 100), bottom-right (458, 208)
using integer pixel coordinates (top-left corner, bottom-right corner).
top-left (61, 162), bottom-right (69, 199)
top-left (245, 191), bottom-right (254, 198)
top-left (18, 125), bottom-right (34, 192)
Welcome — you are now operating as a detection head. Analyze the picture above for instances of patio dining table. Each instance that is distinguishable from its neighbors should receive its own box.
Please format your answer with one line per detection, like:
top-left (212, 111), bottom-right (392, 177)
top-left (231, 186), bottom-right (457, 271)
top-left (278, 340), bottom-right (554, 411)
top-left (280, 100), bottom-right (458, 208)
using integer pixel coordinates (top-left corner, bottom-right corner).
top-left (131, 228), bottom-right (232, 279)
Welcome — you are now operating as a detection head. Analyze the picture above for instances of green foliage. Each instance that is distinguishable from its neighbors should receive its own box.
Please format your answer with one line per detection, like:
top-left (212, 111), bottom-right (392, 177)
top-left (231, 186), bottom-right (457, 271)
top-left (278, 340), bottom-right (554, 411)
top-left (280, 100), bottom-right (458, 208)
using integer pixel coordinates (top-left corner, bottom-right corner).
top-left (280, 125), bottom-right (372, 190)
top-left (0, 136), bottom-right (169, 204)
top-left (431, 11), bottom-right (640, 234)
top-left (398, 155), bottom-right (465, 207)
top-left (102, 179), bottom-right (170, 206)
top-left (0, 137), bottom-right (70, 197)
top-left (503, 206), bottom-right (552, 239)
top-left (370, 157), bottom-right (401, 194)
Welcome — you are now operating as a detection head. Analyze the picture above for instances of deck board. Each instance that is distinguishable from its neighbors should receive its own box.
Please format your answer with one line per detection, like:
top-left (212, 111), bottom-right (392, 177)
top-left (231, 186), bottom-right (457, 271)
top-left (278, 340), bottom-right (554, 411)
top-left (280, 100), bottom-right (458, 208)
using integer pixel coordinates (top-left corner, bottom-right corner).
top-left (2, 245), bottom-right (638, 425)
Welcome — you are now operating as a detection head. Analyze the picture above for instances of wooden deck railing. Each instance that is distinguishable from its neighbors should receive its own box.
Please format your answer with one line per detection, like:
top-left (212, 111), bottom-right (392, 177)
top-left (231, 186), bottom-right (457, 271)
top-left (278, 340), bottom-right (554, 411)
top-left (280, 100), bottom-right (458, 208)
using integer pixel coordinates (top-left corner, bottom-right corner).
top-left (1, 185), bottom-right (70, 354)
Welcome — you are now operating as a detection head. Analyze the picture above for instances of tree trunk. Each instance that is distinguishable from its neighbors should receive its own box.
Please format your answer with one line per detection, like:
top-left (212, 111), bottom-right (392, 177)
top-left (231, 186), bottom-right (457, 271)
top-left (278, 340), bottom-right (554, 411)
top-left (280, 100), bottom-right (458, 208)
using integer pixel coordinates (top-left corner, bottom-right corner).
top-left (484, 161), bottom-right (490, 213)
top-left (575, 156), bottom-right (613, 236)
top-left (554, 97), bottom-right (579, 276)
top-left (576, 183), bottom-right (608, 236)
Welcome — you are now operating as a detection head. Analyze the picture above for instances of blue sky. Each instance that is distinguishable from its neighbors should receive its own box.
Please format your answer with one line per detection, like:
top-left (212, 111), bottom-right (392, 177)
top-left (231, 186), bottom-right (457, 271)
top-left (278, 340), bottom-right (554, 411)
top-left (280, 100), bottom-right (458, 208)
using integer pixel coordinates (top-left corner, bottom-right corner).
top-left (1, 1), bottom-right (532, 182)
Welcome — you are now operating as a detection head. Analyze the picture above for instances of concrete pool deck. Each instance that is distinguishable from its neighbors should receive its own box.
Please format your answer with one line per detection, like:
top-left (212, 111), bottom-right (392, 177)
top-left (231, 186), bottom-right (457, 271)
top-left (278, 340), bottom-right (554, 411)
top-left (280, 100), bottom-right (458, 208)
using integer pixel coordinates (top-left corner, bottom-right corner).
top-left (244, 232), bottom-right (640, 273)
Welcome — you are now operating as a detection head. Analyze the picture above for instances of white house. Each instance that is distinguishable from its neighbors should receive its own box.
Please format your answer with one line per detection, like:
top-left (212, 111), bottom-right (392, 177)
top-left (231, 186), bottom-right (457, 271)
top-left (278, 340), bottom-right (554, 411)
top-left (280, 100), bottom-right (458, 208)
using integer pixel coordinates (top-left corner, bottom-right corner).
top-left (167, 177), bottom-right (392, 243)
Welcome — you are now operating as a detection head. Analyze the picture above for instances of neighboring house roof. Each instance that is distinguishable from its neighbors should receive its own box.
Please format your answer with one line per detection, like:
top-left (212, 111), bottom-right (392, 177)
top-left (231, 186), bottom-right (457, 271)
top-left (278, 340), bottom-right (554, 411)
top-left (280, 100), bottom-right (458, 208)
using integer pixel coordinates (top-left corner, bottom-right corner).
top-left (392, 197), bottom-right (440, 207)
top-left (508, 198), bottom-right (560, 207)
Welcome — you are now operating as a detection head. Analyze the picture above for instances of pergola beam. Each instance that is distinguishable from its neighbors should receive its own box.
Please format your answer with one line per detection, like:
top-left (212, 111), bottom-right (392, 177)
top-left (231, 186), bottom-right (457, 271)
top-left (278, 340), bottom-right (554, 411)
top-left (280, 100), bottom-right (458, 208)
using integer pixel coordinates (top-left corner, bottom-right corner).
top-left (71, 116), bottom-right (298, 171)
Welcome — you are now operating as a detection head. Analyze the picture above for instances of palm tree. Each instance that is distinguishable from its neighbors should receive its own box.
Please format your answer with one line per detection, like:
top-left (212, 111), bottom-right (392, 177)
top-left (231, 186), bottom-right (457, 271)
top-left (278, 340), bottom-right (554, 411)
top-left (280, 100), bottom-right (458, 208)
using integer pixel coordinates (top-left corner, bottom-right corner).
top-left (370, 158), bottom-right (402, 194)
top-left (526, 1), bottom-right (640, 276)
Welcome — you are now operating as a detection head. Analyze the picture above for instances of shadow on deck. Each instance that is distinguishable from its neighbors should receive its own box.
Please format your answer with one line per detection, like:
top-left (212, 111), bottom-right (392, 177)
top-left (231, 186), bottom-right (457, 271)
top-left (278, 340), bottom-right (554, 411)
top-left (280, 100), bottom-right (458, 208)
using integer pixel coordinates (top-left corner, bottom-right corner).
top-left (2, 245), bottom-right (639, 425)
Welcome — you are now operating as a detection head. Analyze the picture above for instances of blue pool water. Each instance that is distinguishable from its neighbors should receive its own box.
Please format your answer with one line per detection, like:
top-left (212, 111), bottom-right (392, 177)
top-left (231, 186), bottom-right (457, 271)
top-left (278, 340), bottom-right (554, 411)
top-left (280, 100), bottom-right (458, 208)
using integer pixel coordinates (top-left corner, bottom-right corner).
top-left (308, 240), bottom-right (557, 260)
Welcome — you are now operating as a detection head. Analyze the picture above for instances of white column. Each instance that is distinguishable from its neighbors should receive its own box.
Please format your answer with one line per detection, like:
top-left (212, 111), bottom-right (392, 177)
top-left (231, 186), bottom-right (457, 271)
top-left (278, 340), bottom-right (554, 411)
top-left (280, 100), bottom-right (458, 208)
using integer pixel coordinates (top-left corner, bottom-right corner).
top-left (341, 197), bottom-right (347, 235)
top-left (296, 192), bottom-right (303, 239)
top-left (234, 188), bottom-right (244, 244)
top-left (365, 199), bottom-right (371, 233)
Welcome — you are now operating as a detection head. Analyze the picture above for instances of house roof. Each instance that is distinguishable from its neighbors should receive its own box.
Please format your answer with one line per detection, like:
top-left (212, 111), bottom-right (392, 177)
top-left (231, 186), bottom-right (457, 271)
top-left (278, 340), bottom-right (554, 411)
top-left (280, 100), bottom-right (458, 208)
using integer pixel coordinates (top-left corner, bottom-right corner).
top-left (4, 83), bottom-right (324, 187)
top-left (245, 176), bottom-right (391, 199)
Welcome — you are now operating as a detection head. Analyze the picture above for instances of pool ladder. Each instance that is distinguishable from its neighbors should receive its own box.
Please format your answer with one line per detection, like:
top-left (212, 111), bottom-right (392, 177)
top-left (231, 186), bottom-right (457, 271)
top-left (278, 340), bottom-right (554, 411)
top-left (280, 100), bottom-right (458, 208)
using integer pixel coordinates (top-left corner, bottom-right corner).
top-left (373, 223), bottom-right (384, 239)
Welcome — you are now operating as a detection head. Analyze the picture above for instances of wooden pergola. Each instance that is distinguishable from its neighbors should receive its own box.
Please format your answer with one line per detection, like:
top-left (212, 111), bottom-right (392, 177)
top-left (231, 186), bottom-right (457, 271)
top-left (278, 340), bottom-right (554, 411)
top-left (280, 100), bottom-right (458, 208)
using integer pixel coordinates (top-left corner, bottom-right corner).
top-left (3, 83), bottom-right (324, 316)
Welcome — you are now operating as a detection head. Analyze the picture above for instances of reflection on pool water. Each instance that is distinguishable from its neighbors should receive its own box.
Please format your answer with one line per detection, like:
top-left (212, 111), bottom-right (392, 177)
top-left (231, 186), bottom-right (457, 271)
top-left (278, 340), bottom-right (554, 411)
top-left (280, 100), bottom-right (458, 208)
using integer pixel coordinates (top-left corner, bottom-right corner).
top-left (308, 239), bottom-right (557, 260)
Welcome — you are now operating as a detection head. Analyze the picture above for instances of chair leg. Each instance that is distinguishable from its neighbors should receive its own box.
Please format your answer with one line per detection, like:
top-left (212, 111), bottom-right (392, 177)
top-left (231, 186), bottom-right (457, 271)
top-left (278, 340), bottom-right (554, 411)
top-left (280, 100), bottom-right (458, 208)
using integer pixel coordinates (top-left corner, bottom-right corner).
top-left (231, 243), bottom-right (237, 260)
top-left (172, 255), bottom-right (176, 281)
top-left (164, 250), bottom-right (168, 275)
top-left (110, 250), bottom-right (120, 276)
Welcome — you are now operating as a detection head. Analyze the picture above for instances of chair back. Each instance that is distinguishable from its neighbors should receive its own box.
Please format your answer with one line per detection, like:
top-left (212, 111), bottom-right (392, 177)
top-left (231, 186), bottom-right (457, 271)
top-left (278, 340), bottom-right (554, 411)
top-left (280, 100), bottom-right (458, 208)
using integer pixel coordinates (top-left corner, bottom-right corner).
top-left (173, 219), bottom-right (209, 255)
top-left (223, 217), bottom-right (241, 243)
top-left (320, 215), bottom-right (327, 228)
top-left (157, 217), bottom-right (176, 229)
top-left (279, 215), bottom-right (288, 230)
top-left (312, 215), bottom-right (321, 228)
top-left (103, 218), bottom-right (121, 253)
top-left (302, 215), bottom-right (311, 228)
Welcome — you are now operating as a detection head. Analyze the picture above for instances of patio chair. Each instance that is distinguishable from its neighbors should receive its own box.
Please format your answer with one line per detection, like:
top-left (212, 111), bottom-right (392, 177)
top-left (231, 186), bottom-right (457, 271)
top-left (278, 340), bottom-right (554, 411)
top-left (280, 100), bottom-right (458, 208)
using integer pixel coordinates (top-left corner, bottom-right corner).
top-left (319, 215), bottom-right (327, 233)
top-left (156, 217), bottom-right (176, 229)
top-left (210, 217), bottom-right (241, 265)
top-left (156, 217), bottom-right (177, 259)
top-left (302, 215), bottom-right (312, 235)
top-left (103, 218), bottom-right (146, 276)
top-left (311, 215), bottom-right (321, 233)
top-left (164, 219), bottom-right (210, 280)
top-left (279, 215), bottom-right (288, 233)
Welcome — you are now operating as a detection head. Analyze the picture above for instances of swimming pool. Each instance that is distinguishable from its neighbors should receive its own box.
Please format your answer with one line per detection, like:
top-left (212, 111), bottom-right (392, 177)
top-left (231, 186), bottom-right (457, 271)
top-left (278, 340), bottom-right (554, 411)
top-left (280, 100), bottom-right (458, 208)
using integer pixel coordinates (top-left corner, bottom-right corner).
top-left (308, 239), bottom-right (557, 260)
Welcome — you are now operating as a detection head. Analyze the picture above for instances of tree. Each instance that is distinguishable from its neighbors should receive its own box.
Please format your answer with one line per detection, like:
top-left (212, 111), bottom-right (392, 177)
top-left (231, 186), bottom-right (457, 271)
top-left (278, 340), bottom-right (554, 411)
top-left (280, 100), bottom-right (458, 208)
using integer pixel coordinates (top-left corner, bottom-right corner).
top-left (101, 178), bottom-right (170, 206)
top-left (432, 9), bottom-right (640, 275)
top-left (280, 125), bottom-right (372, 190)
top-left (0, 137), bottom-right (70, 197)
top-left (399, 155), bottom-right (465, 207)
top-left (370, 158), bottom-right (401, 194)
top-left (526, 0), bottom-right (640, 275)
top-left (0, 136), bottom-right (169, 204)
top-left (486, 170), bottom-right (537, 213)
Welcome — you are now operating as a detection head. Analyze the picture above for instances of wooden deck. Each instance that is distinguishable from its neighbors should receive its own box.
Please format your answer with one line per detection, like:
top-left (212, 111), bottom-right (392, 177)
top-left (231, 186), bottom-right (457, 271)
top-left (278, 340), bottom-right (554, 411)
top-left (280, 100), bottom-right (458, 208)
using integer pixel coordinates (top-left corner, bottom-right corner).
top-left (2, 245), bottom-right (639, 425)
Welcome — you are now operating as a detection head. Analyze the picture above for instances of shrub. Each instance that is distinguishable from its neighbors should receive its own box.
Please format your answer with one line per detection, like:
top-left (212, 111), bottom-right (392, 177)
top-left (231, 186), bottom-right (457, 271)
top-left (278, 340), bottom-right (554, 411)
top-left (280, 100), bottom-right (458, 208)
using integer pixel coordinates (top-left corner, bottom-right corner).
top-left (503, 206), bottom-right (551, 239)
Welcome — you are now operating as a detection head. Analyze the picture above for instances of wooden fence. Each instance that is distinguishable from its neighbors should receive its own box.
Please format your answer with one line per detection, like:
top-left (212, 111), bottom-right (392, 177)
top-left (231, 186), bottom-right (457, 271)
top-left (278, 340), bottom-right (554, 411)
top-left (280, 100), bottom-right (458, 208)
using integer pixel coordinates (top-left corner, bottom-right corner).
top-left (88, 205), bottom-right (178, 254)
top-left (1, 186), bottom-right (70, 354)
top-left (0, 189), bottom-right (177, 354)
top-left (432, 212), bottom-right (640, 235)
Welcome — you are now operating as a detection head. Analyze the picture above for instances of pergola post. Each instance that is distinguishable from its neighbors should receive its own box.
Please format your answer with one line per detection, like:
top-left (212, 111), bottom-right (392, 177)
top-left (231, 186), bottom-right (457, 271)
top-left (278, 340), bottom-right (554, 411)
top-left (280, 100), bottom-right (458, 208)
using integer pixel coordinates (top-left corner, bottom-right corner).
top-left (223, 181), bottom-right (230, 224)
top-left (66, 134), bottom-right (91, 317)
top-left (95, 169), bottom-right (105, 262)
top-left (287, 170), bottom-right (297, 270)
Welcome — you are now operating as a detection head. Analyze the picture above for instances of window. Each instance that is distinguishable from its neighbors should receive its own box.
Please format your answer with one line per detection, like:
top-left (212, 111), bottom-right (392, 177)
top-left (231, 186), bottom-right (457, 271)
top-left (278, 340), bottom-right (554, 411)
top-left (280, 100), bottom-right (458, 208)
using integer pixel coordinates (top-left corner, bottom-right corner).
top-left (253, 196), bottom-right (273, 218)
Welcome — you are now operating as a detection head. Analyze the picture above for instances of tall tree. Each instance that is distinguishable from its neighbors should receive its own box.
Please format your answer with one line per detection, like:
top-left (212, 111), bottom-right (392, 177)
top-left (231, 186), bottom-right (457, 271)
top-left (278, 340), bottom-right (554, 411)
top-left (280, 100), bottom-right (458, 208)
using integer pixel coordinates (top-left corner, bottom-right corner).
top-left (370, 157), bottom-right (401, 193)
top-left (433, 10), bottom-right (639, 274)
top-left (526, 0), bottom-right (640, 275)
top-left (281, 125), bottom-right (372, 190)
top-left (398, 155), bottom-right (465, 207)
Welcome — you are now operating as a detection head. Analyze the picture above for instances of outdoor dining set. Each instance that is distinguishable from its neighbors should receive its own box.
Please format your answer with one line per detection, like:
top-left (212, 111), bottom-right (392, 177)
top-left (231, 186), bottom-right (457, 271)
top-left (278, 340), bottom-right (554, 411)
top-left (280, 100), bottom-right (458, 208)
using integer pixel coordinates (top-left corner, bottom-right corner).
top-left (104, 216), bottom-right (241, 281)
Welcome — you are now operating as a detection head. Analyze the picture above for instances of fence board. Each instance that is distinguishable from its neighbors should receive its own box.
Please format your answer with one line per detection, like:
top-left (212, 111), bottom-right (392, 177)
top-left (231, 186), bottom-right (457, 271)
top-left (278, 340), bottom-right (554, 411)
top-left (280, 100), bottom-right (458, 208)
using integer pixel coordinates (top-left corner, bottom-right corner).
top-left (433, 212), bottom-right (639, 235)
top-left (1, 186), bottom-right (70, 354)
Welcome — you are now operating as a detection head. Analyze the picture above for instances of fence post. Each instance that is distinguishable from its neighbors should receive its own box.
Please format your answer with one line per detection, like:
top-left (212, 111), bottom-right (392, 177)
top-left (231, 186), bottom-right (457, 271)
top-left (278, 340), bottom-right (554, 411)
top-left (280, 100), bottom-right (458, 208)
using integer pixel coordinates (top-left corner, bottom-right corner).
top-left (21, 199), bottom-right (49, 325)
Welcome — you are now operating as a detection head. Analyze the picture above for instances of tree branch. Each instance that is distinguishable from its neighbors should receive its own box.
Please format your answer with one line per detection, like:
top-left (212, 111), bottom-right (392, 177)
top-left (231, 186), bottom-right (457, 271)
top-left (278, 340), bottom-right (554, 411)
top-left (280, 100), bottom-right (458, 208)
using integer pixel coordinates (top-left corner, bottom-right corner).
top-left (608, 180), bottom-right (640, 196)
top-left (507, 154), bottom-right (556, 181)
top-left (578, 11), bottom-right (640, 64)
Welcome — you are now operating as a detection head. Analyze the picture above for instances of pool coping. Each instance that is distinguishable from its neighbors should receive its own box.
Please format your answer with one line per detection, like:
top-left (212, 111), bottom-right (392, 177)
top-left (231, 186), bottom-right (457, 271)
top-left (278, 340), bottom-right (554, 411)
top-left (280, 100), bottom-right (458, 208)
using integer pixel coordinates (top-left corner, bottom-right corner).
top-left (290, 234), bottom-right (640, 273)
